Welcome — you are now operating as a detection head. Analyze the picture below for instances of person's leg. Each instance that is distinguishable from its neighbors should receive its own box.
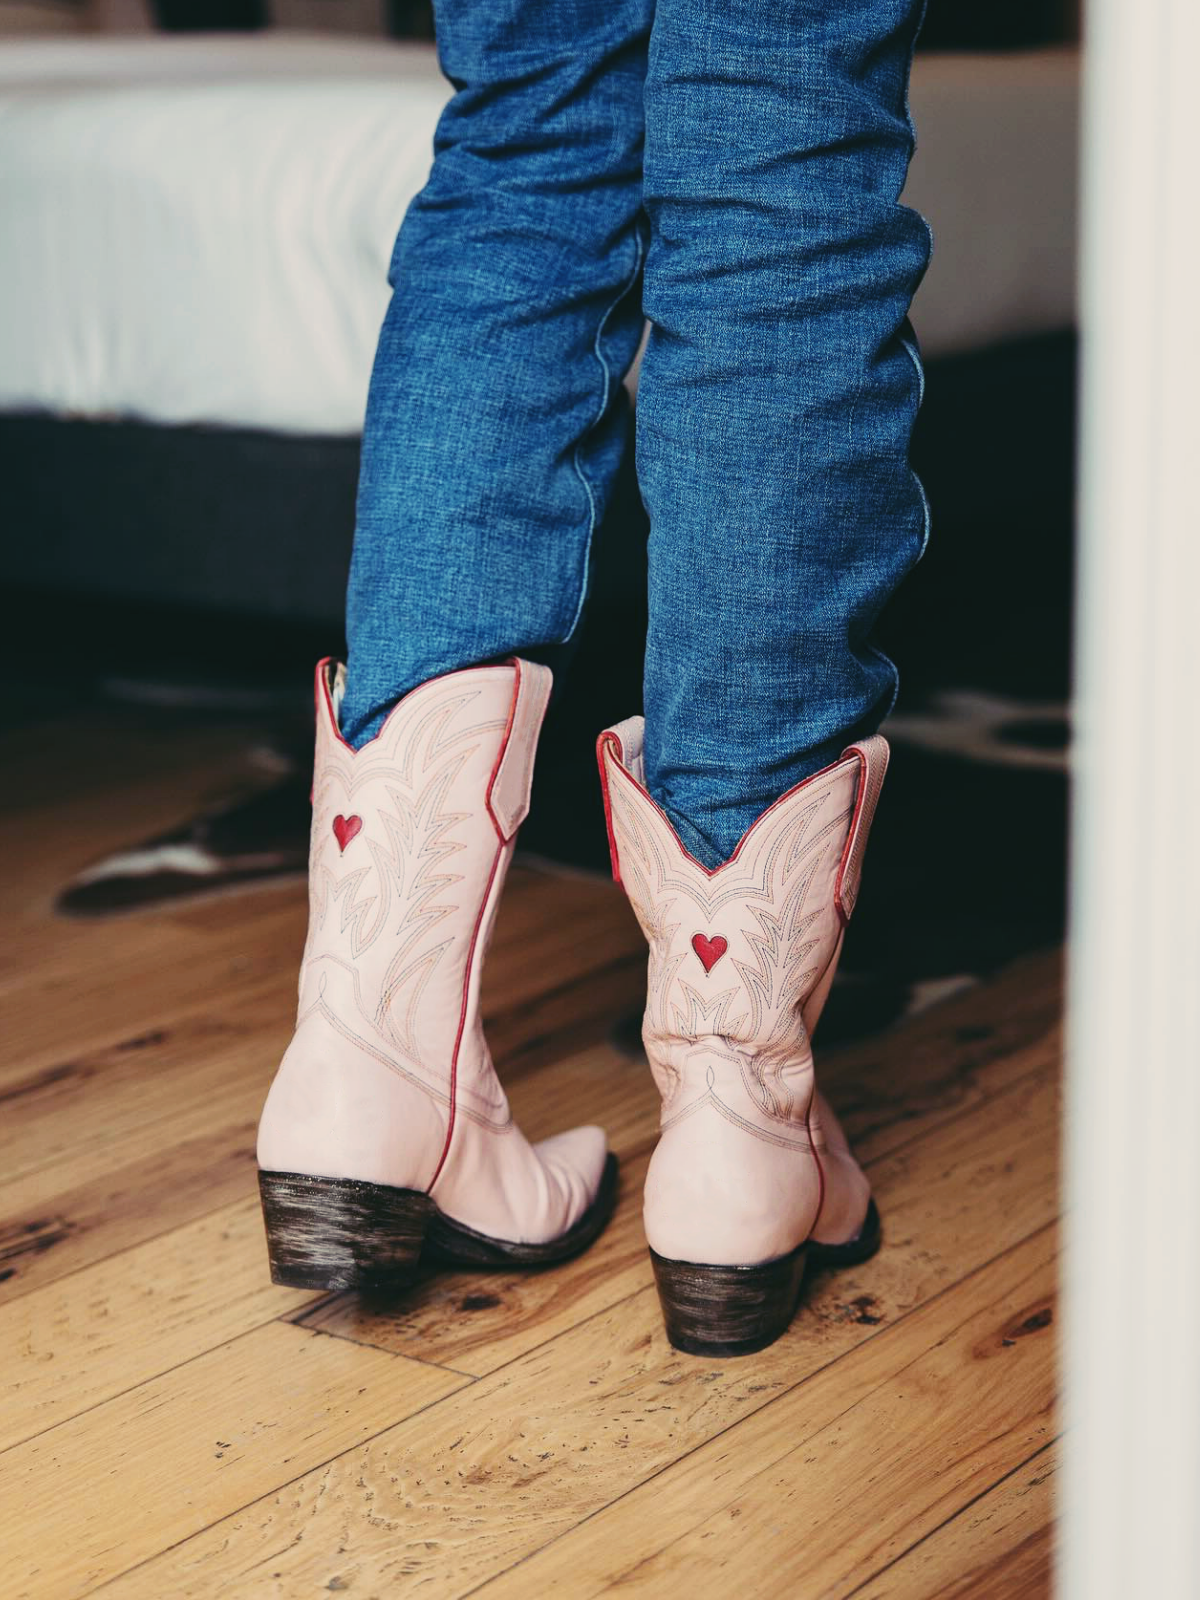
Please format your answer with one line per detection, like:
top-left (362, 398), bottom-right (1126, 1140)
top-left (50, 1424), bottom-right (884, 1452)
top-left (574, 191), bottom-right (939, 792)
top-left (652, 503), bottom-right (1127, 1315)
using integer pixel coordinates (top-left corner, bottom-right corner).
top-left (637, 0), bottom-right (932, 867)
top-left (596, 0), bottom-right (931, 1354)
top-left (340, 0), bottom-right (651, 747)
top-left (258, 0), bottom-right (653, 1293)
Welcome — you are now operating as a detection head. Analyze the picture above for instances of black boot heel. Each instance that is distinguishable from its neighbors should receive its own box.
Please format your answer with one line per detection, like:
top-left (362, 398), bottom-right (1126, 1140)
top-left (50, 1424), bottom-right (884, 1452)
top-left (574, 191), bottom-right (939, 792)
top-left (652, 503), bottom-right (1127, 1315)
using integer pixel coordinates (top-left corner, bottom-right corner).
top-left (258, 1169), bottom-right (435, 1292)
top-left (650, 1243), bottom-right (809, 1357)
top-left (651, 1201), bottom-right (883, 1357)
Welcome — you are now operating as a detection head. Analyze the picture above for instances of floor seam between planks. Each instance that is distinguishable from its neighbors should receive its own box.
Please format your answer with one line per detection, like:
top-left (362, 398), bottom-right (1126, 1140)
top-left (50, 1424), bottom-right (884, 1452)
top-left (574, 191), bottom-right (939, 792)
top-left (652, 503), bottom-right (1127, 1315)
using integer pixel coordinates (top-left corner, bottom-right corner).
top-left (74, 1364), bottom-right (483, 1600)
top-left (838, 1434), bottom-right (1061, 1600)
top-left (1, 1316), bottom-right (478, 1462)
top-left (850, 1044), bottom-right (1056, 1167)
top-left (0, 1193), bottom-right (290, 1313)
top-left (301, 1319), bottom-right (478, 1379)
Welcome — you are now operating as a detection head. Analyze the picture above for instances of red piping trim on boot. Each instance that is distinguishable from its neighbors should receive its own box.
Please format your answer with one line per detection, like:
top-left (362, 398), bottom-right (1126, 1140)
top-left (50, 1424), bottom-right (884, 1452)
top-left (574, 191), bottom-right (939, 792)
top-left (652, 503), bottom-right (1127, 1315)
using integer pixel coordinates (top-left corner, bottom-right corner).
top-left (599, 726), bottom-right (869, 896)
top-left (315, 654), bottom-right (523, 776)
top-left (804, 1094), bottom-right (827, 1245)
top-left (428, 663), bottom-right (524, 1191)
top-left (834, 746), bottom-right (870, 929)
top-left (595, 730), bottom-right (624, 886)
top-left (428, 839), bottom-right (505, 1196)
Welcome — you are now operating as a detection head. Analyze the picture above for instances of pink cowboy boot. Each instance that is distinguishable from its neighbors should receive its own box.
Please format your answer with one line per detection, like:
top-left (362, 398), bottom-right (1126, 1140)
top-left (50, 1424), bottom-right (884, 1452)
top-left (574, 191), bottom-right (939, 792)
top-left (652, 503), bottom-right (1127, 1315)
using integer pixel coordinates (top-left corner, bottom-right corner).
top-left (597, 717), bottom-right (886, 1354)
top-left (257, 658), bottom-right (616, 1290)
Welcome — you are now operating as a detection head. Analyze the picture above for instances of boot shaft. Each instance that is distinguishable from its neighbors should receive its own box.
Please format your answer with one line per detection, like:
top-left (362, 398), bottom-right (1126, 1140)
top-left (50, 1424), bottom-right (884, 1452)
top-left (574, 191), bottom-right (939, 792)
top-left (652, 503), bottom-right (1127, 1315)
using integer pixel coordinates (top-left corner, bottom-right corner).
top-left (300, 656), bottom-right (551, 1115)
top-left (598, 717), bottom-right (888, 1131)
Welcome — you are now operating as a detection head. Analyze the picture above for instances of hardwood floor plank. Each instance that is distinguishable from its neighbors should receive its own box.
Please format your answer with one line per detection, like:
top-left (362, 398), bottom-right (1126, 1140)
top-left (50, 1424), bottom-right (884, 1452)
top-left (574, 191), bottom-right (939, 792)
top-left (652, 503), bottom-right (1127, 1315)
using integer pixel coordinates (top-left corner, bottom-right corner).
top-left (0, 916), bottom-right (644, 1200)
top-left (1, 1199), bottom-right (323, 1452)
top-left (0, 1114), bottom-right (261, 1305)
top-left (0, 895), bottom-right (304, 1090)
top-left (99, 1066), bottom-right (1059, 1598)
top-left (822, 951), bottom-right (1061, 1160)
top-left (482, 1230), bottom-right (1057, 1600)
top-left (0, 911), bottom-right (643, 1211)
top-left (5, 1321), bottom-right (468, 1600)
top-left (0, 1047), bottom-right (650, 1435)
top-left (849, 1442), bottom-right (1057, 1600)
top-left (0, 1001), bottom-right (292, 1192)
top-left (295, 1141), bottom-right (656, 1377)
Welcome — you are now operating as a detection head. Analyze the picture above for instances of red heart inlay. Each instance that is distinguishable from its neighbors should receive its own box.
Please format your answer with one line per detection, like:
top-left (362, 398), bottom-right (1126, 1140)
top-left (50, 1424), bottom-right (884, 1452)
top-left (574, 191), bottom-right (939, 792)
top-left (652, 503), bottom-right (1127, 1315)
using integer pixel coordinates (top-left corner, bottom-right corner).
top-left (691, 933), bottom-right (728, 974)
top-left (332, 814), bottom-right (362, 853)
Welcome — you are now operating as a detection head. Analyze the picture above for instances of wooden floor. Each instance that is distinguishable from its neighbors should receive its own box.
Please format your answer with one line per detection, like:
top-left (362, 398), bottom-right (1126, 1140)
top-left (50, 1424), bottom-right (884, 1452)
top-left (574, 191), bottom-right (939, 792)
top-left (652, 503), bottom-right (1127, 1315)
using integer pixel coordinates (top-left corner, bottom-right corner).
top-left (1, 710), bottom-right (1060, 1599)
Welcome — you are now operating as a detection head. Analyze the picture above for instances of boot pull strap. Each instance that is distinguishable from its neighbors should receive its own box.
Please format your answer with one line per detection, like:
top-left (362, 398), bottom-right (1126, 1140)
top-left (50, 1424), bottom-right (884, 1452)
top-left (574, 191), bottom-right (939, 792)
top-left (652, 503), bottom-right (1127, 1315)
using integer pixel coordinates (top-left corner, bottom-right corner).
top-left (487, 659), bottom-right (554, 842)
top-left (836, 734), bottom-right (889, 924)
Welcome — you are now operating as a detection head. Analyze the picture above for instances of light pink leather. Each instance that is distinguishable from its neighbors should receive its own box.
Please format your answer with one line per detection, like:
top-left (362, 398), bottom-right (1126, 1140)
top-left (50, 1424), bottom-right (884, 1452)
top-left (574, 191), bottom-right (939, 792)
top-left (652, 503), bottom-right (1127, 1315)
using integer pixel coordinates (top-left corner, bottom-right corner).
top-left (257, 658), bottom-right (608, 1246)
top-left (598, 718), bottom-right (886, 1266)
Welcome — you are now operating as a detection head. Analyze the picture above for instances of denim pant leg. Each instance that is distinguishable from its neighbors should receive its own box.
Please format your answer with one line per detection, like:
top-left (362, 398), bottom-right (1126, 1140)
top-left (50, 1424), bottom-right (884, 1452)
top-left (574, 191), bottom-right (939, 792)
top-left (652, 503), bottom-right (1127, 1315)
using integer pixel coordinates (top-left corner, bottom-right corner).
top-left (638, 0), bottom-right (933, 867)
top-left (340, 0), bottom-right (651, 747)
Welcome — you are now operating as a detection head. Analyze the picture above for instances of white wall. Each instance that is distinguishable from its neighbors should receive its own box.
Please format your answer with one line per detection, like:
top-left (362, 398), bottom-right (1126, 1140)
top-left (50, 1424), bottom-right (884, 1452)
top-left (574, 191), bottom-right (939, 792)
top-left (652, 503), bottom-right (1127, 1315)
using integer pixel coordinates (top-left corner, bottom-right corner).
top-left (1063, 0), bottom-right (1200, 1593)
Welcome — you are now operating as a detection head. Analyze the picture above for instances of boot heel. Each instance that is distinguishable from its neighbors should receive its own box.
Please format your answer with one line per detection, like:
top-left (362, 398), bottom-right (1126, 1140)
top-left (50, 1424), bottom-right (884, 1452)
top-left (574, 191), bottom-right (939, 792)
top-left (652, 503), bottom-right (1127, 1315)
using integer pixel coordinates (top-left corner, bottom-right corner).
top-left (650, 1243), bottom-right (808, 1357)
top-left (258, 1170), bottom-right (435, 1292)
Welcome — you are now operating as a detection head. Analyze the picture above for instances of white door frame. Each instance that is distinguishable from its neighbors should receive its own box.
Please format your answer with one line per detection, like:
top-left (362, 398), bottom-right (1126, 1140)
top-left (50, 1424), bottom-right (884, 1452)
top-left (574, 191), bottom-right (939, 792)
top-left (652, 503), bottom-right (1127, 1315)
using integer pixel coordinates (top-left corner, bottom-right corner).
top-left (1062, 0), bottom-right (1200, 1593)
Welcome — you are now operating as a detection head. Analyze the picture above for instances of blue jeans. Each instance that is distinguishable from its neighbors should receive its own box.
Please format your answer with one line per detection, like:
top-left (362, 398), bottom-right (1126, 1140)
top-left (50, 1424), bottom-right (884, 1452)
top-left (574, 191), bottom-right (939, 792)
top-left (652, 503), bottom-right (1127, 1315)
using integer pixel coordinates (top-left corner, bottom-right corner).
top-left (341, 0), bottom-right (932, 869)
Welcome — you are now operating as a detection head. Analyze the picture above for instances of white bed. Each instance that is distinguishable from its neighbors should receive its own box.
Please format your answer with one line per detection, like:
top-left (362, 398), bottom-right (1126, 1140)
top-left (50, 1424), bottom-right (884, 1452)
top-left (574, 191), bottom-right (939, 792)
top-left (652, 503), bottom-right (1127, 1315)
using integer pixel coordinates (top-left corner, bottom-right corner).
top-left (0, 36), bottom-right (1078, 436)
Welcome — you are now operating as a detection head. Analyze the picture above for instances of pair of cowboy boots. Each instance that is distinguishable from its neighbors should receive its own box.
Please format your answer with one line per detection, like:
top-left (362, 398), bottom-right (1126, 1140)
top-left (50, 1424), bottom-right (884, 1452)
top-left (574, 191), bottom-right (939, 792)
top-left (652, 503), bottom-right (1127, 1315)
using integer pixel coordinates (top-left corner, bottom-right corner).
top-left (257, 658), bottom-right (886, 1355)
